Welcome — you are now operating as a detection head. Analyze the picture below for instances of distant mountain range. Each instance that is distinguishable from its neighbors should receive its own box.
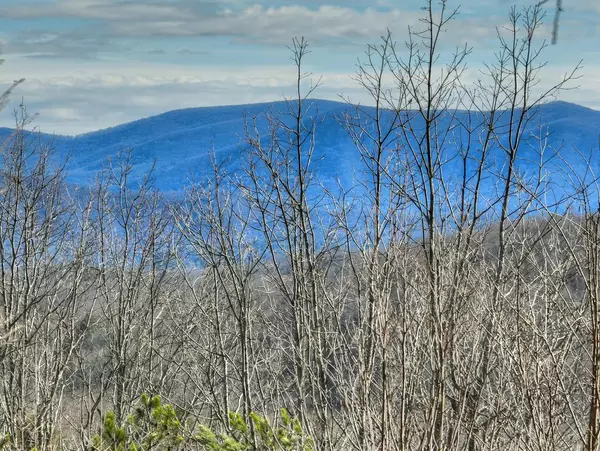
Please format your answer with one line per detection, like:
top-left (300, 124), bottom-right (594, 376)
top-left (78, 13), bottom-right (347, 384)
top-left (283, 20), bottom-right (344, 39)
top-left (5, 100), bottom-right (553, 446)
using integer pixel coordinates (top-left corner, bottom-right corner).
top-left (0, 99), bottom-right (598, 195)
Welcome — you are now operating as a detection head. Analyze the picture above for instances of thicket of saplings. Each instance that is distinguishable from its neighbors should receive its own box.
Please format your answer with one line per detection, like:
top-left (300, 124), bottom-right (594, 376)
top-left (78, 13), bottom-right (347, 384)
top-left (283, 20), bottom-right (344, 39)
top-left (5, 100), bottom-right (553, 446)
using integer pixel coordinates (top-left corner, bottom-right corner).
top-left (1, 3), bottom-right (599, 450)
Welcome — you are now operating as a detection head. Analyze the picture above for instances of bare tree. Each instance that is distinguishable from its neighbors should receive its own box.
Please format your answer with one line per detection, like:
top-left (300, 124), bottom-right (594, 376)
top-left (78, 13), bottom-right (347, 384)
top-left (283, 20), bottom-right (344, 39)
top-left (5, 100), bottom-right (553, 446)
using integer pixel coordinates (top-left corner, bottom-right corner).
top-left (0, 107), bottom-right (95, 449)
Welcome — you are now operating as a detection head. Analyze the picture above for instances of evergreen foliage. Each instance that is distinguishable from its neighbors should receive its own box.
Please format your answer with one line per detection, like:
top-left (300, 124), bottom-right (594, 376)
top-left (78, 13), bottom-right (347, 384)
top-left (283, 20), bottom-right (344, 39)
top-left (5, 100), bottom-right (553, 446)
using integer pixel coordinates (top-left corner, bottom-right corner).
top-left (92, 395), bottom-right (313, 451)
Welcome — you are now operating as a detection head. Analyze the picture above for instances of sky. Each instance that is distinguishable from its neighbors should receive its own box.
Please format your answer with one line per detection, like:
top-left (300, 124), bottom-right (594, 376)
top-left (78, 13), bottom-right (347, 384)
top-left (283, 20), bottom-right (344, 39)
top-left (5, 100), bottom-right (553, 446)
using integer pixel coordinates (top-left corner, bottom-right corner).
top-left (0, 0), bottom-right (597, 135)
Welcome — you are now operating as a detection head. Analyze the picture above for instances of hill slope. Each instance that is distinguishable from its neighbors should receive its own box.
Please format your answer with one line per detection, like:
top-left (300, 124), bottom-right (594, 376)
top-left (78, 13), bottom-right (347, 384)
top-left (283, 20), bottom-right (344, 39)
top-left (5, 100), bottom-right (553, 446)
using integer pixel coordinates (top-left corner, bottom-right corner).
top-left (0, 99), bottom-right (598, 194)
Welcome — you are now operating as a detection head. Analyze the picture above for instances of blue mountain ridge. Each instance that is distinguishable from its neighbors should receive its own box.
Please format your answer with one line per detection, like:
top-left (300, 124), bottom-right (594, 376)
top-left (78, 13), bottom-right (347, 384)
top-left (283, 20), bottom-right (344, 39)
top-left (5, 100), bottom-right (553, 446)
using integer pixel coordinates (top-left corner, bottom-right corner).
top-left (0, 99), bottom-right (598, 197)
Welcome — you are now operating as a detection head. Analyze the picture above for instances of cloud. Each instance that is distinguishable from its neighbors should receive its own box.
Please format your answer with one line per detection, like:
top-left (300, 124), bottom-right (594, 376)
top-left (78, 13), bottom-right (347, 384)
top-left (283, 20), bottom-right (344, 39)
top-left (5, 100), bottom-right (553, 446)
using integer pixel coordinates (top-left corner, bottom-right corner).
top-left (0, 0), bottom-right (218, 21)
top-left (96, 4), bottom-right (508, 48)
top-left (0, 58), bottom-right (324, 134)
top-left (107, 5), bottom-right (419, 40)
top-left (1, 29), bottom-right (127, 59)
top-left (0, 1), bottom-right (503, 49)
top-left (0, 54), bottom-right (595, 136)
top-left (1, 0), bottom-right (592, 62)
top-left (174, 48), bottom-right (209, 55)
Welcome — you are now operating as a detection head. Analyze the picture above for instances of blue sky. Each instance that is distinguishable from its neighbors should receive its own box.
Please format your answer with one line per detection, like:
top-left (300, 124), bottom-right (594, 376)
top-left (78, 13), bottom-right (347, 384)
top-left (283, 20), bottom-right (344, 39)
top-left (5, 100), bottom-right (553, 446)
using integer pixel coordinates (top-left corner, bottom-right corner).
top-left (0, 0), bottom-right (597, 135)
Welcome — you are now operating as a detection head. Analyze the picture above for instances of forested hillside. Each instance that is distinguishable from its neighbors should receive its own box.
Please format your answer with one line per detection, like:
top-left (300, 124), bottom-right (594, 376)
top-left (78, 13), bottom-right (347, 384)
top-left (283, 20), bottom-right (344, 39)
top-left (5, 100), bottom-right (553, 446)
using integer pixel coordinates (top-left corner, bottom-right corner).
top-left (1, 98), bottom-right (599, 196)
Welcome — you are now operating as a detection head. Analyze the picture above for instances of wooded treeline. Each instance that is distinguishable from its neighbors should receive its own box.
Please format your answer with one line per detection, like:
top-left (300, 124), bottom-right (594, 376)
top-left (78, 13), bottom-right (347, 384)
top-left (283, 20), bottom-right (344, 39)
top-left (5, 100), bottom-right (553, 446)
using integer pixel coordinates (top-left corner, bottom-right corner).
top-left (0, 3), bottom-right (598, 450)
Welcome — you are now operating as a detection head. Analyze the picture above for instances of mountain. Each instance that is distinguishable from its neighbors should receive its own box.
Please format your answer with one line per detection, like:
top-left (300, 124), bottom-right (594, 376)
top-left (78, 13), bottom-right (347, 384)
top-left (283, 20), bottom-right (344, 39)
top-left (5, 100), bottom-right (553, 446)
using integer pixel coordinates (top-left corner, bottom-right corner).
top-left (0, 99), bottom-right (599, 195)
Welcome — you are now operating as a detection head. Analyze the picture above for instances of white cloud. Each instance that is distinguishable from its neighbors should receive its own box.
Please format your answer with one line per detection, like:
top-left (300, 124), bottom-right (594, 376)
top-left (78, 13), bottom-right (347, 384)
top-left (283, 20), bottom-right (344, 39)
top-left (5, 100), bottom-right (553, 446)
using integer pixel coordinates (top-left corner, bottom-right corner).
top-left (0, 1), bottom-right (593, 61)
top-left (0, 54), bottom-right (596, 136)
top-left (99, 4), bottom-right (504, 47)
top-left (0, 57), bottom-right (337, 134)
top-left (0, 0), bottom-right (203, 21)
top-left (0, 1), bottom-right (502, 47)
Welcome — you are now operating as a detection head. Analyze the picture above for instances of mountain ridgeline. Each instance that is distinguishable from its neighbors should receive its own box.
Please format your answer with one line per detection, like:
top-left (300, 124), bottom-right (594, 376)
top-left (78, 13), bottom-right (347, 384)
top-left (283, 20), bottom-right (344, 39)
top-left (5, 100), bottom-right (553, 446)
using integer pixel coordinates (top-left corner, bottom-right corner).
top-left (0, 99), bottom-right (599, 196)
